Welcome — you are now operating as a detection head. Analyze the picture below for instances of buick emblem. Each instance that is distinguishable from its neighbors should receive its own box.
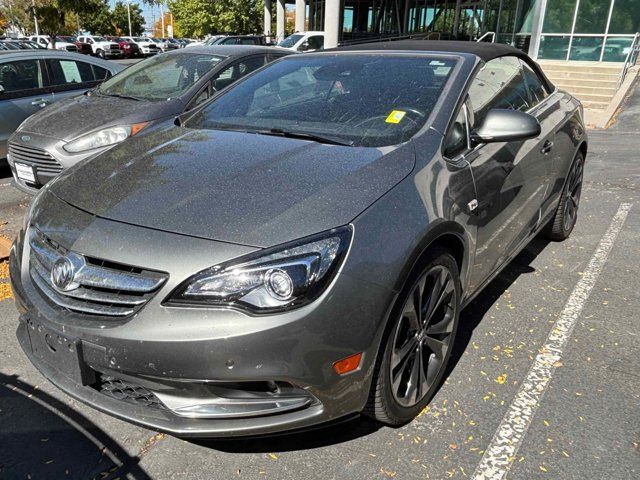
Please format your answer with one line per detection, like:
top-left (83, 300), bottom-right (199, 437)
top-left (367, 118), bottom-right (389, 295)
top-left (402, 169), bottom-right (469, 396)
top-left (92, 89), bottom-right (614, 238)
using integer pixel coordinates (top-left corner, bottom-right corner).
top-left (51, 256), bottom-right (77, 292)
top-left (21, 135), bottom-right (31, 142)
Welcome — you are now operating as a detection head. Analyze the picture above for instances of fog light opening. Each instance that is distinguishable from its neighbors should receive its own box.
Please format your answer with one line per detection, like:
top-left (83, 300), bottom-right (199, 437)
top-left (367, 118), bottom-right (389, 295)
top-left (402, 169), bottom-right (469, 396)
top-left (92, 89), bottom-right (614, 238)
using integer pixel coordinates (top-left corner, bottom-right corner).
top-left (333, 352), bottom-right (363, 375)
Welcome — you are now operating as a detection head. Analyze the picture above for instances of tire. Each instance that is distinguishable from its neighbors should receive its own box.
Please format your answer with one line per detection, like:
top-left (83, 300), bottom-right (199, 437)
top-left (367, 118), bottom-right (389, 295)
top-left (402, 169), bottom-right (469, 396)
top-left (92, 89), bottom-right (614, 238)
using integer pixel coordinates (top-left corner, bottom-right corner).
top-left (543, 151), bottom-right (584, 241)
top-left (97, 49), bottom-right (105, 59)
top-left (364, 248), bottom-right (461, 426)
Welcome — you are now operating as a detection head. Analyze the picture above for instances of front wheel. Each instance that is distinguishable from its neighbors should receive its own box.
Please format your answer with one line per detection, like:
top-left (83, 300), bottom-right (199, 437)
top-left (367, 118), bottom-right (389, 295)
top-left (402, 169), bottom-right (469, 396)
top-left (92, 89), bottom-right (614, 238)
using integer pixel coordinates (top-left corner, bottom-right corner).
top-left (97, 49), bottom-right (105, 59)
top-left (365, 249), bottom-right (461, 426)
top-left (543, 151), bottom-right (584, 241)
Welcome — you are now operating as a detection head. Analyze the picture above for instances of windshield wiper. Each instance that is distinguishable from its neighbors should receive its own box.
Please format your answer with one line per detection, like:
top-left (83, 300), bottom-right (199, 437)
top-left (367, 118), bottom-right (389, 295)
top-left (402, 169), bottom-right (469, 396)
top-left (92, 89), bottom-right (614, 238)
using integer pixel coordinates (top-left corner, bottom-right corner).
top-left (95, 91), bottom-right (144, 101)
top-left (258, 128), bottom-right (354, 146)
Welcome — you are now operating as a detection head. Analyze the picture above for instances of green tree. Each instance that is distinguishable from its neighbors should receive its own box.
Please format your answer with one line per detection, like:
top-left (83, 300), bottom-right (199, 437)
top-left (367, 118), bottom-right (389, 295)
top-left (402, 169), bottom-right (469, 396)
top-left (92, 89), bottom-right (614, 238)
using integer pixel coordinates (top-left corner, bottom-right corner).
top-left (112, 2), bottom-right (145, 36)
top-left (36, 0), bottom-right (103, 45)
top-left (168, 0), bottom-right (263, 38)
top-left (78, 0), bottom-right (115, 35)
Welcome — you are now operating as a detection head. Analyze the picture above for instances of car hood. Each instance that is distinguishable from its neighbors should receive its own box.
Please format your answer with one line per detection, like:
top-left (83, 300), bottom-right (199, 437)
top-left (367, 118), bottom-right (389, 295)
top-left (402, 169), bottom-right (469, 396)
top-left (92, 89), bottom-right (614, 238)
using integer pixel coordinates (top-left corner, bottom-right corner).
top-left (20, 94), bottom-right (177, 142)
top-left (48, 126), bottom-right (415, 247)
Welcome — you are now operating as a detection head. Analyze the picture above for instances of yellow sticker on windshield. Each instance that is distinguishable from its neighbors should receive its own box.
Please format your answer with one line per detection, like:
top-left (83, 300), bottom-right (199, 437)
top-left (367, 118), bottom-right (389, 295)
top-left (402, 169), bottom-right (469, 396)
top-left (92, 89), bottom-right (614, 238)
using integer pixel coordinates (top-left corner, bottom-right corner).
top-left (386, 110), bottom-right (406, 124)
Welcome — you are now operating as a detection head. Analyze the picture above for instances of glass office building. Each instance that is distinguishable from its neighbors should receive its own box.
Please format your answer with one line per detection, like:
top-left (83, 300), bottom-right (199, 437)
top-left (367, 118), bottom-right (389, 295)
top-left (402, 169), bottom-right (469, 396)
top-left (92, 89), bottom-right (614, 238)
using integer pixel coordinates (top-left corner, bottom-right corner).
top-left (307, 0), bottom-right (639, 61)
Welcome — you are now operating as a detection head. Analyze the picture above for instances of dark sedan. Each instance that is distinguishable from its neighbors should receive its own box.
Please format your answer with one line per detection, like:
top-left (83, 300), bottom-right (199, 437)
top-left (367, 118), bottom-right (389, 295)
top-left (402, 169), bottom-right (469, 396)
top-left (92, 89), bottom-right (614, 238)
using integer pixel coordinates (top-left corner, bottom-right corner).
top-left (10, 41), bottom-right (586, 437)
top-left (7, 45), bottom-right (292, 193)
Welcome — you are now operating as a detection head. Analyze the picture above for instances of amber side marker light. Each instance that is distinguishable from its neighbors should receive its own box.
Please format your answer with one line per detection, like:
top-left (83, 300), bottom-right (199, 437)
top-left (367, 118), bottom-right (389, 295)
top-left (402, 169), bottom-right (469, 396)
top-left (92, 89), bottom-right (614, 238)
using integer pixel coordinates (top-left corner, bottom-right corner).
top-left (333, 352), bottom-right (363, 375)
top-left (131, 122), bottom-right (149, 136)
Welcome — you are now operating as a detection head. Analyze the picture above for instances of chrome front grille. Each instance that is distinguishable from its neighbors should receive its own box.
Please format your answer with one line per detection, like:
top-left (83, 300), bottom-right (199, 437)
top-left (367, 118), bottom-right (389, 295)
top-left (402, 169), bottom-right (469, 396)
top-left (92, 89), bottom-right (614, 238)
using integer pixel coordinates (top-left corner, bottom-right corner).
top-left (8, 143), bottom-right (62, 175)
top-left (28, 228), bottom-right (167, 318)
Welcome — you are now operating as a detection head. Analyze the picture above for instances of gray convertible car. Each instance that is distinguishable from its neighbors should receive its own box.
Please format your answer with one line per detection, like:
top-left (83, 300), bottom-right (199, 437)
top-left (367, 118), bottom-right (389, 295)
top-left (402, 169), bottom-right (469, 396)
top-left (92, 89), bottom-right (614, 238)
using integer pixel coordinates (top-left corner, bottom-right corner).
top-left (7, 45), bottom-right (291, 193)
top-left (10, 41), bottom-right (586, 437)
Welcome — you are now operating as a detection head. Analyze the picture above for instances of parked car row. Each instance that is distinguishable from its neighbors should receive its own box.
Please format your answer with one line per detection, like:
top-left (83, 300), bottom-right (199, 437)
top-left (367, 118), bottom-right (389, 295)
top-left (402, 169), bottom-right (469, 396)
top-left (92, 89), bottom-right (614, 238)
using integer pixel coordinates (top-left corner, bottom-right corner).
top-left (1, 46), bottom-right (290, 182)
top-left (6, 40), bottom-right (587, 439)
top-left (2, 34), bottom-right (196, 58)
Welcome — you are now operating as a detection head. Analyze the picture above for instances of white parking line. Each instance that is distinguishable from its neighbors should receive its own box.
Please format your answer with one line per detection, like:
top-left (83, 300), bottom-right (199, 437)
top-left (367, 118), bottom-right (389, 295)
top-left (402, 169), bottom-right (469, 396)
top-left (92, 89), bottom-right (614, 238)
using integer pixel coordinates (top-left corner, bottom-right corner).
top-left (471, 202), bottom-right (633, 480)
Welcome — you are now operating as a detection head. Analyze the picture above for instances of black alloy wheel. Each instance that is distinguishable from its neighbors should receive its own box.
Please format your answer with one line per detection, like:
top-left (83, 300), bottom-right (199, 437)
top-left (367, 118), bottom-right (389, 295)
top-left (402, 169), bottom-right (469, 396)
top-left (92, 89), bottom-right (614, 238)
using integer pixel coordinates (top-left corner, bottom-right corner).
top-left (366, 249), bottom-right (460, 425)
top-left (544, 152), bottom-right (584, 240)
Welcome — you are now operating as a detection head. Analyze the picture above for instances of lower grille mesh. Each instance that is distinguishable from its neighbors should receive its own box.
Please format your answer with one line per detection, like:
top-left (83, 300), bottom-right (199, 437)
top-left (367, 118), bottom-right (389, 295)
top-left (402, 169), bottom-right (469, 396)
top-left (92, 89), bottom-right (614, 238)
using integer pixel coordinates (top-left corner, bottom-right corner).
top-left (97, 374), bottom-right (166, 409)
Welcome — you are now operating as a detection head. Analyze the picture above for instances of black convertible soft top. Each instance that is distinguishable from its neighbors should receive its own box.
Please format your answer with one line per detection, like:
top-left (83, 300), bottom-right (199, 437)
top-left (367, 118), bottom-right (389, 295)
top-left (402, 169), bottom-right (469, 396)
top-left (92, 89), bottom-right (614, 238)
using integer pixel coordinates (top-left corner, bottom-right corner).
top-left (334, 40), bottom-right (522, 61)
top-left (332, 40), bottom-right (555, 92)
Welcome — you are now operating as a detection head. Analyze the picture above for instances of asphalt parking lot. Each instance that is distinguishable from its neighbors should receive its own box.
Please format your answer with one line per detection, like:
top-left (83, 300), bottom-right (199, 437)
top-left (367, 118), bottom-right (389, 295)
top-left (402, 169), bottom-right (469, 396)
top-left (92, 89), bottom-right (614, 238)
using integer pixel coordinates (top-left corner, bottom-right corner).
top-left (0, 87), bottom-right (638, 479)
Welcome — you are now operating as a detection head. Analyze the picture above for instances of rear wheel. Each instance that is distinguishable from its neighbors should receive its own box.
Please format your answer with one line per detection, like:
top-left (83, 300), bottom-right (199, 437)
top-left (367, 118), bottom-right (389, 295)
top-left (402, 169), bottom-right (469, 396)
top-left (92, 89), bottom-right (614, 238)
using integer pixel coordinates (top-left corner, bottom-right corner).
top-left (543, 152), bottom-right (584, 241)
top-left (365, 249), bottom-right (460, 426)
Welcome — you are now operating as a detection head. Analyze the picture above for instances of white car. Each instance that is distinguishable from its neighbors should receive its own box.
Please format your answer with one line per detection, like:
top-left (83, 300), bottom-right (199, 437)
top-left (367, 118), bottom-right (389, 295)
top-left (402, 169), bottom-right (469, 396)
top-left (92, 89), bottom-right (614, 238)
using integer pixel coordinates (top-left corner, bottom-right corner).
top-left (29, 35), bottom-right (78, 53)
top-left (277, 31), bottom-right (325, 52)
top-left (77, 35), bottom-right (122, 59)
top-left (121, 36), bottom-right (159, 56)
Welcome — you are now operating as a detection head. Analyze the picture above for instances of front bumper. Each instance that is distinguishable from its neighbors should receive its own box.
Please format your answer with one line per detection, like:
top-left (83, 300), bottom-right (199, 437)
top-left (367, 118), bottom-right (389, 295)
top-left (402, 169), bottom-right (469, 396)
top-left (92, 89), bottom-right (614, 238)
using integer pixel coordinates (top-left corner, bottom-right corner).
top-left (10, 198), bottom-right (395, 437)
top-left (7, 132), bottom-right (111, 195)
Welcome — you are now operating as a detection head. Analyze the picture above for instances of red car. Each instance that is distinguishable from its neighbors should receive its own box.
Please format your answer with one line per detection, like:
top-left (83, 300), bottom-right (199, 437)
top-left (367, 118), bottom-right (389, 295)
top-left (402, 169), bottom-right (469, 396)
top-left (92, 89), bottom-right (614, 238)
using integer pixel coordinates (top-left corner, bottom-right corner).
top-left (106, 36), bottom-right (141, 58)
top-left (58, 36), bottom-right (92, 55)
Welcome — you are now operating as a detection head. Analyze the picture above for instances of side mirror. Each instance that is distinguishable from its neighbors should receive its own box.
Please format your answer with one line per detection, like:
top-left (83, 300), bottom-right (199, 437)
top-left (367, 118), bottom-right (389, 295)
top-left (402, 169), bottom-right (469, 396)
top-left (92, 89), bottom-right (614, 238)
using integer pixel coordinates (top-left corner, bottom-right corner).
top-left (471, 109), bottom-right (541, 144)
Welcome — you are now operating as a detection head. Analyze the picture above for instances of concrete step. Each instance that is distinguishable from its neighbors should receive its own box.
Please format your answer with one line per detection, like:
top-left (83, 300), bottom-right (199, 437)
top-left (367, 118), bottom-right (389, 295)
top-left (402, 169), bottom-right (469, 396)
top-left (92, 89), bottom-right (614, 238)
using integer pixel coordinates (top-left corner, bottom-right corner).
top-left (555, 84), bottom-right (617, 96)
top-left (569, 92), bottom-right (615, 103)
top-left (582, 100), bottom-right (610, 109)
top-left (538, 62), bottom-right (622, 75)
top-left (551, 77), bottom-right (619, 89)
top-left (544, 71), bottom-right (620, 82)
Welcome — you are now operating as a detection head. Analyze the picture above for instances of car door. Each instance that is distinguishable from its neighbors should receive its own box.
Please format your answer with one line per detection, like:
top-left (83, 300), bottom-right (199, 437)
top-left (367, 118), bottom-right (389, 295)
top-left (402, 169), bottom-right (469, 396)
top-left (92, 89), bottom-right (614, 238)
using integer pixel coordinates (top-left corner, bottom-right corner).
top-left (44, 58), bottom-right (109, 102)
top-left (0, 58), bottom-right (50, 159)
top-left (461, 56), bottom-right (552, 292)
top-left (520, 59), bottom-right (568, 222)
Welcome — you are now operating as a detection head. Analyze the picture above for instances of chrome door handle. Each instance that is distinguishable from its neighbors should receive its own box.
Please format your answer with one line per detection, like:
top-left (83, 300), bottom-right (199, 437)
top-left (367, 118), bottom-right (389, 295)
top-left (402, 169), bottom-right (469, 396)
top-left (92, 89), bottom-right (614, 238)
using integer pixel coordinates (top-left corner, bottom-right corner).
top-left (541, 140), bottom-right (554, 154)
top-left (31, 98), bottom-right (50, 107)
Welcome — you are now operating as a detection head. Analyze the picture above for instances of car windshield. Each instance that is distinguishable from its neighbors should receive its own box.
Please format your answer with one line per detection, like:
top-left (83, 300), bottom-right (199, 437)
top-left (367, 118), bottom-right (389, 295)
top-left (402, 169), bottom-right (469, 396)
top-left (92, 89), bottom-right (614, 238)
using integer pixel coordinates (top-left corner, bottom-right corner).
top-left (133, 37), bottom-right (145, 42)
top-left (189, 54), bottom-right (457, 147)
top-left (278, 34), bottom-right (304, 48)
top-left (96, 52), bottom-right (224, 101)
top-left (93, 36), bottom-right (107, 42)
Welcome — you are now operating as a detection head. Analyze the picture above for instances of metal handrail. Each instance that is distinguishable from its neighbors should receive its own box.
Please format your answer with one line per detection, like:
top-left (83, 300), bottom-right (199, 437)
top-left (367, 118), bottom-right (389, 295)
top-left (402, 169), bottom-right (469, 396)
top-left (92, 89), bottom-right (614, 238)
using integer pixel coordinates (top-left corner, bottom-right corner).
top-left (617, 32), bottom-right (640, 89)
top-left (476, 31), bottom-right (496, 43)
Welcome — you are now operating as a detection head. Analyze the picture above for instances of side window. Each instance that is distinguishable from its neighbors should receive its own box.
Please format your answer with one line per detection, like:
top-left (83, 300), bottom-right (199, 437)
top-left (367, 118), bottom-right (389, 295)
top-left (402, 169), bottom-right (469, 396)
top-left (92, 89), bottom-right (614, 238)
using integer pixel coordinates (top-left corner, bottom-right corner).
top-left (45, 59), bottom-right (96, 88)
top-left (212, 56), bottom-right (266, 91)
top-left (92, 65), bottom-right (110, 81)
top-left (0, 59), bottom-right (45, 96)
top-left (521, 60), bottom-right (549, 108)
top-left (443, 105), bottom-right (469, 158)
top-left (190, 85), bottom-right (211, 109)
top-left (475, 57), bottom-right (530, 113)
top-left (307, 35), bottom-right (324, 50)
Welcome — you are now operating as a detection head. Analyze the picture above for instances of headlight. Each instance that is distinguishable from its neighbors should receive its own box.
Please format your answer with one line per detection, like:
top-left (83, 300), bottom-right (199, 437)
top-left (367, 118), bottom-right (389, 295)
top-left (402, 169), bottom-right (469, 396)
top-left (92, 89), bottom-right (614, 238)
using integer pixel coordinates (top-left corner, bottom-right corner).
top-left (166, 226), bottom-right (352, 313)
top-left (63, 123), bottom-right (148, 153)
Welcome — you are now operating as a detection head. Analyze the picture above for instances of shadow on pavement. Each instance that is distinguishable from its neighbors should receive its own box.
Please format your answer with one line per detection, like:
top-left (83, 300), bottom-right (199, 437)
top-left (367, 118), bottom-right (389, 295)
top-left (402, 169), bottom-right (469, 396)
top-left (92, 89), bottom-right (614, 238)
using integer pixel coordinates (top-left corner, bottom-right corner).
top-left (193, 414), bottom-right (381, 453)
top-left (0, 373), bottom-right (152, 480)
top-left (0, 164), bottom-right (12, 180)
top-left (446, 236), bottom-right (551, 379)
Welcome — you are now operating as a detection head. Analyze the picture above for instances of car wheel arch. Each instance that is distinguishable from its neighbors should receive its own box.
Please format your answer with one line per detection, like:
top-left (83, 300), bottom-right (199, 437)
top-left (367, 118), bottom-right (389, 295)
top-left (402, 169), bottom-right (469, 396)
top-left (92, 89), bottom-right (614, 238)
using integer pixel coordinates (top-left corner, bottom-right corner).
top-left (392, 221), bottom-right (469, 295)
